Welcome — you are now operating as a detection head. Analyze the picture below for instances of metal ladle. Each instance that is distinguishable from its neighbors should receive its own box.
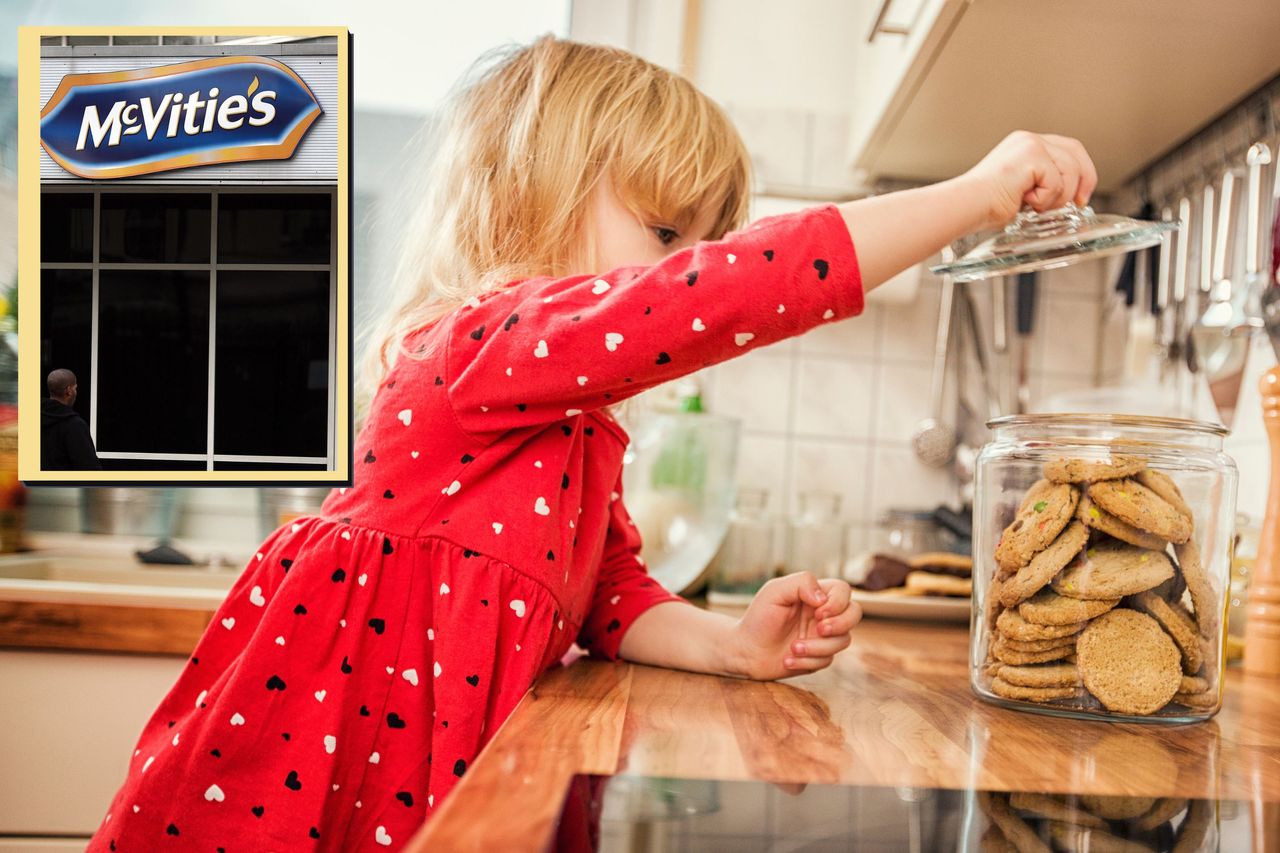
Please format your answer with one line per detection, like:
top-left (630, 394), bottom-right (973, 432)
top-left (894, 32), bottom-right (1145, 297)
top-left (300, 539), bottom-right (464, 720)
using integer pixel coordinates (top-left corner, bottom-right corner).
top-left (912, 248), bottom-right (957, 468)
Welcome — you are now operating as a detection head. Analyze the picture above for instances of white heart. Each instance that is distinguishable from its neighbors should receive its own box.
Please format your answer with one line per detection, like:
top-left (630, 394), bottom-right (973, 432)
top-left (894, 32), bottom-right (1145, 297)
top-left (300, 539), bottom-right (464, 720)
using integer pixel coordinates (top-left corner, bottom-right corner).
top-left (727, 253), bottom-right (737, 264)
top-left (256, 552), bottom-right (263, 561)
top-left (604, 332), bottom-right (624, 352)
top-left (142, 756), bottom-right (155, 773)
top-left (440, 582), bottom-right (450, 595)
top-left (533, 339), bottom-right (549, 358)
top-left (339, 487), bottom-right (347, 494)
top-left (172, 733), bottom-right (180, 746)
top-left (558, 619), bottom-right (564, 631)
top-left (610, 595), bottom-right (620, 605)
top-left (735, 332), bottom-right (755, 347)
top-left (291, 523), bottom-right (301, 533)
top-left (823, 309), bottom-right (835, 319)
top-left (221, 617), bottom-right (235, 630)
top-left (480, 405), bottom-right (488, 412)
top-left (505, 367), bottom-right (513, 377)
top-left (591, 279), bottom-right (610, 295)
top-left (397, 408), bottom-right (412, 426)
top-left (510, 599), bottom-right (527, 618)
top-left (534, 497), bottom-right (550, 516)
top-left (402, 668), bottom-right (419, 686)
top-left (610, 490), bottom-right (620, 501)
top-left (576, 375), bottom-right (587, 386)
top-left (534, 460), bottom-right (542, 468)
top-left (314, 690), bottom-right (326, 702)
top-left (324, 735), bottom-right (336, 754)
top-left (230, 713), bottom-right (245, 726)
top-left (411, 450), bottom-right (419, 459)
top-left (369, 751), bottom-right (380, 764)
top-left (341, 530), bottom-right (351, 540)
top-left (777, 304), bottom-right (786, 314)
top-left (691, 318), bottom-right (706, 331)
top-left (442, 480), bottom-right (461, 496)
top-left (195, 689), bottom-right (207, 709)
top-left (249, 586), bottom-right (265, 607)
top-left (465, 296), bottom-right (481, 309)
top-left (133, 805), bottom-right (140, 813)
top-left (434, 661), bottom-right (442, 678)
top-left (565, 408), bottom-right (582, 417)
top-left (376, 826), bottom-right (392, 846)
top-left (428, 794), bottom-right (434, 808)
top-left (204, 784), bottom-right (224, 802)
top-left (427, 628), bottom-right (435, 641)
top-left (275, 636), bottom-right (285, 645)
top-left (358, 573), bottom-right (368, 586)
top-left (492, 522), bottom-right (503, 534)
top-left (515, 644), bottom-right (521, 652)
top-left (339, 619), bottom-right (346, 627)
top-left (355, 800), bottom-right (362, 808)
top-left (332, 783), bottom-right (340, 790)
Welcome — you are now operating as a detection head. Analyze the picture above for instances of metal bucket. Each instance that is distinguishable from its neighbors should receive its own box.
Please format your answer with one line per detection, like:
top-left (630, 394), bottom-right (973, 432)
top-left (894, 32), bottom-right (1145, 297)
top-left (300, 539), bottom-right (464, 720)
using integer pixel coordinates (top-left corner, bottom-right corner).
top-left (257, 487), bottom-right (332, 540)
top-left (79, 487), bottom-right (180, 539)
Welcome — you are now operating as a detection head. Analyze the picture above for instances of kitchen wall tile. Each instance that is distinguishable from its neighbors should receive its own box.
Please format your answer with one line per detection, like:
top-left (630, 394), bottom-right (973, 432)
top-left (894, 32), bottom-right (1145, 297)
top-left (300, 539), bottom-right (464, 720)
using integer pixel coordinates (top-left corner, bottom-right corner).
top-left (1033, 291), bottom-right (1102, 380)
top-left (793, 355), bottom-right (875, 440)
top-left (795, 306), bottom-right (881, 360)
top-left (787, 438), bottom-right (871, 522)
top-left (705, 349), bottom-right (795, 433)
top-left (806, 110), bottom-right (855, 192)
top-left (725, 105), bottom-right (809, 189)
top-left (873, 361), bottom-right (944, 444)
top-left (734, 431), bottom-right (790, 511)
top-left (879, 275), bottom-right (942, 366)
top-left (868, 443), bottom-right (959, 519)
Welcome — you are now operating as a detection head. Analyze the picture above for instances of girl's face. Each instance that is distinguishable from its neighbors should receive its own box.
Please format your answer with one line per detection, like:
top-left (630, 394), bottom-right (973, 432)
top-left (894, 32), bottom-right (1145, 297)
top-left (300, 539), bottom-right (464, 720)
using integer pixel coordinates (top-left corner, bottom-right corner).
top-left (587, 179), bottom-right (719, 272)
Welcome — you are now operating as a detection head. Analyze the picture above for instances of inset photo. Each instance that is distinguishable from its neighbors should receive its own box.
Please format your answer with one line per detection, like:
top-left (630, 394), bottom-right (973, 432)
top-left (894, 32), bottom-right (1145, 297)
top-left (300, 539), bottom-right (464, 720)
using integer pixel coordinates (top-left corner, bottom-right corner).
top-left (19, 28), bottom-right (349, 484)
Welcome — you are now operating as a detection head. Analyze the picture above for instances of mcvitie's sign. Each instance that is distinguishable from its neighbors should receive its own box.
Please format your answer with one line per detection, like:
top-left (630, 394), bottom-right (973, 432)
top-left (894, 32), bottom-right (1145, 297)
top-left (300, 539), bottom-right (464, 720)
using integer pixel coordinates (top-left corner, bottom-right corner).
top-left (39, 56), bottom-right (323, 179)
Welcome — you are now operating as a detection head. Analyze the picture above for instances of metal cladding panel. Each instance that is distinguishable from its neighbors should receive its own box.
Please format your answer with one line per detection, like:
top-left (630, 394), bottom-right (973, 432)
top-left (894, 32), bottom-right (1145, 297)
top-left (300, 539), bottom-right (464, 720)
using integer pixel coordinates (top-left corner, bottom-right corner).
top-left (39, 53), bottom-right (338, 184)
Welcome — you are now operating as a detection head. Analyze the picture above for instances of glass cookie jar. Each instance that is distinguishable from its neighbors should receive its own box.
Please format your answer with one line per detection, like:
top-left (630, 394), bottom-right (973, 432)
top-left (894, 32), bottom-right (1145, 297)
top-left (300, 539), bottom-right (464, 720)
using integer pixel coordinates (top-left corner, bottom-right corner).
top-left (972, 414), bottom-right (1236, 723)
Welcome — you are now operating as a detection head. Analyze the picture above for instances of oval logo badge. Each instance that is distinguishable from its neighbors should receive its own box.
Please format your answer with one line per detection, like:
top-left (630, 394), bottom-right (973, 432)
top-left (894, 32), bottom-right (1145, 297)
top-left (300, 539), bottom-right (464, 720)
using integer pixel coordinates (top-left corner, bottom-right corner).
top-left (40, 55), bottom-right (324, 179)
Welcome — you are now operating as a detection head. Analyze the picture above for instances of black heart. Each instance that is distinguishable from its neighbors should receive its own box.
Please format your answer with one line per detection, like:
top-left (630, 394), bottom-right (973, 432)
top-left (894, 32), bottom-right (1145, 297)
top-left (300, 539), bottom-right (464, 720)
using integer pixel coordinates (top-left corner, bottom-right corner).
top-left (480, 599), bottom-right (488, 606)
top-left (763, 249), bottom-right (774, 261)
top-left (331, 568), bottom-right (346, 582)
top-left (584, 427), bottom-right (594, 437)
top-left (310, 827), bottom-right (321, 839)
top-left (282, 732), bottom-right (291, 741)
top-left (685, 271), bottom-right (698, 286)
top-left (281, 558), bottom-right (293, 571)
top-left (503, 313), bottom-right (519, 331)
top-left (644, 306), bottom-right (652, 315)
top-left (211, 749), bottom-right (221, 758)
top-left (266, 675), bottom-right (287, 691)
top-left (396, 791), bottom-right (414, 807)
top-left (383, 537), bottom-right (394, 555)
top-left (561, 425), bottom-right (572, 437)
top-left (461, 454), bottom-right (474, 464)
top-left (294, 603), bottom-right (307, 615)
top-left (516, 403), bottom-right (527, 412)
top-left (547, 550), bottom-right (555, 561)
top-left (166, 823), bottom-right (180, 836)
top-left (562, 473), bottom-right (570, 489)
top-left (453, 758), bottom-right (468, 777)
top-left (284, 770), bottom-right (302, 791)
top-left (655, 352), bottom-right (671, 365)
top-left (383, 489), bottom-right (395, 499)
top-left (814, 258), bottom-right (829, 280)
top-left (360, 705), bottom-right (371, 716)
top-left (604, 393), bottom-right (613, 400)
top-left (191, 657), bottom-right (199, 665)
top-left (441, 720), bottom-right (448, 728)
top-left (571, 315), bottom-right (581, 322)
top-left (465, 674), bottom-right (479, 687)
top-left (462, 549), bottom-right (475, 558)
top-left (434, 376), bottom-right (444, 386)
top-left (341, 655), bottom-right (352, 674)
top-left (364, 450), bottom-right (376, 464)
top-left (369, 618), bottom-right (386, 635)
top-left (168, 720), bottom-right (176, 728)
top-left (110, 841), bottom-right (116, 851)
top-left (607, 618), bottom-right (622, 633)
top-left (387, 380), bottom-right (396, 389)
top-left (469, 325), bottom-right (485, 340)
top-left (387, 712), bottom-right (406, 728)
top-left (252, 805), bottom-right (265, 818)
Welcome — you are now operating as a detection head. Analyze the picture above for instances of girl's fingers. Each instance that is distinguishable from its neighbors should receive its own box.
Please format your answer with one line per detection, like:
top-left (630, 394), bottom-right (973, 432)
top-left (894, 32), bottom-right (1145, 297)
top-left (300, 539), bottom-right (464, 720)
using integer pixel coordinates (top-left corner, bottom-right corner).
top-left (1043, 133), bottom-right (1098, 205)
top-left (814, 578), bottom-right (851, 620)
top-left (763, 571), bottom-right (828, 610)
top-left (782, 654), bottom-right (835, 672)
top-left (814, 600), bottom-right (862, 635)
top-left (791, 633), bottom-right (852, 658)
top-left (1043, 141), bottom-right (1081, 210)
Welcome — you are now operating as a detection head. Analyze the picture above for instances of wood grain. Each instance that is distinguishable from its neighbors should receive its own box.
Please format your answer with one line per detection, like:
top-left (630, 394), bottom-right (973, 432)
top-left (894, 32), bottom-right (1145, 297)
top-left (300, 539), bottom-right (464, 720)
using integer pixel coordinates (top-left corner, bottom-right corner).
top-left (0, 599), bottom-right (212, 654)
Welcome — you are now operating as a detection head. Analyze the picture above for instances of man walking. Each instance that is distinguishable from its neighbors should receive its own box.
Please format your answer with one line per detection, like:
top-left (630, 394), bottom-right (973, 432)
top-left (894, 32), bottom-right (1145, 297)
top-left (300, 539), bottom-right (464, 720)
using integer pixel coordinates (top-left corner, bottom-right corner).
top-left (41, 368), bottom-right (102, 470)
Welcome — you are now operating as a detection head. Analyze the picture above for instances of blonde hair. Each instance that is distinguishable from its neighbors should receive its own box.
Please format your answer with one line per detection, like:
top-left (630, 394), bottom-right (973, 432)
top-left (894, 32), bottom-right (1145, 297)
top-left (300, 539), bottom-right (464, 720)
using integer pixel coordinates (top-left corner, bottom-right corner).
top-left (354, 34), bottom-right (752, 430)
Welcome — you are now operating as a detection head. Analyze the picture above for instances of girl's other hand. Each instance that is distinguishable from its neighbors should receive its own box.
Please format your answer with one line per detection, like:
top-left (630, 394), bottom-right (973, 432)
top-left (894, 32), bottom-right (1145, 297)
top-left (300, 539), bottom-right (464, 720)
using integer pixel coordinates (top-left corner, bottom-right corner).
top-left (963, 130), bottom-right (1099, 231)
top-left (727, 572), bottom-right (861, 681)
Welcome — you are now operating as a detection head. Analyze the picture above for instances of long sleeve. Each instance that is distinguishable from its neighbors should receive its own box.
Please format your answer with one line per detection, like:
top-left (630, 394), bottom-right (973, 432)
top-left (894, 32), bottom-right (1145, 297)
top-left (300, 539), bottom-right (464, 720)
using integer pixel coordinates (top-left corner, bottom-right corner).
top-left (68, 419), bottom-right (103, 470)
top-left (443, 203), bottom-right (862, 437)
top-left (576, 486), bottom-right (687, 662)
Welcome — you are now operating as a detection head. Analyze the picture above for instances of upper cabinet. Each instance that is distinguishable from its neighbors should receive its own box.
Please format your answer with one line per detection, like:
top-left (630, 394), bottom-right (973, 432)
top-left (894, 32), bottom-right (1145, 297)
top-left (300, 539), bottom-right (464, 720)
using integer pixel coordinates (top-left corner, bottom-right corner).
top-left (847, 0), bottom-right (1280, 192)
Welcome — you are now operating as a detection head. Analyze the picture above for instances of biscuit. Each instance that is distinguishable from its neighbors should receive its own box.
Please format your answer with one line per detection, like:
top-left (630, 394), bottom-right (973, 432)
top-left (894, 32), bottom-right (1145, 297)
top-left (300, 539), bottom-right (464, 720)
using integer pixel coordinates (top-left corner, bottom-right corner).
top-left (1044, 454), bottom-right (1145, 484)
top-left (1000, 520), bottom-right (1089, 607)
top-left (997, 634), bottom-right (1077, 653)
top-left (1129, 589), bottom-right (1204, 674)
top-left (1076, 491), bottom-right (1167, 550)
top-left (997, 662), bottom-right (1081, 689)
top-left (904, 571), bottom-right (972, 597)
top-left (1007, 792), bottom-right (1104, 828)
top-left (1136, 797), bottom-right (1189, 831)
top-left (992, 636), bottom-right (1076, 665)
top-left (977, 825), bottom-right (1017, 853)
top-left (1017, 478), bottom-right (1055, 513)
top-left (1046, 820), bottom-right (1155, 853)
top-left (996, 482), bottom-right (1080, 572)
top-left (991, 676), bottom-right (1080, 702)
top-left (996, 608), bottom-right (1085, 641)
top-left (978, 792), bottom-right (1052, 853)
top-left (1077, 609), bottom-right (1182, 715)
top-left (1079, 794), bottom-right (1157, 820)
top-left (1050, 541), bottom-right (1174, 600)
top-left (908, 551), bottom-right (973, 575)
top-left (1173, 689), bottom-right (1218, 710)
top-left (1172, 538), bottom-right (1216, 639)
top-left (1019, 589), bottom-right (1121, 626)
top-left (1136, 468), bottom-right (1193, 521)
top-left (1088, 479), bottom-right (1192, 544)
top-left (1173, 799), bottom-right (1212, 852)
top-left (1179, 674), bottom-right (1208, 693)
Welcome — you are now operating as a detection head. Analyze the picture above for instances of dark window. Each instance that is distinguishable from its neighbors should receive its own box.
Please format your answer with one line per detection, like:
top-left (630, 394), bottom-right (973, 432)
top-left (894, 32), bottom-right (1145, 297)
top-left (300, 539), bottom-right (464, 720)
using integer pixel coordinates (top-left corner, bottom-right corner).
top-left (101, 459), bottom-right (209, 471)
top-left (95, 270), bottom-right (209, 453)
top-left (214, 271), bottom-right (329, 457)
top-left (99, 194), bottom-right (210, 264)
top-left (214, 461), bottom-right (329, 471)
top-left (217, 193), bottom-right (331, 264)
top-left (40, 268), bottom-right (93, 419)
top-left (42, 193), bottom-right (93, 262)
top-left (66, 36), bottom-right (109, 46)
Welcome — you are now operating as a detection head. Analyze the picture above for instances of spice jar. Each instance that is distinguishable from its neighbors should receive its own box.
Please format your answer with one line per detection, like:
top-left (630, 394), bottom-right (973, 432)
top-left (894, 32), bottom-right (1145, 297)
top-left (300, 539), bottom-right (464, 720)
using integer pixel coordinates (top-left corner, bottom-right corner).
top-left (973, 414), bottom-right (1235, 723)
top-left (788, 490), bottom-right (844, 579)
top-left (706, 488), bottom-right (777, 604)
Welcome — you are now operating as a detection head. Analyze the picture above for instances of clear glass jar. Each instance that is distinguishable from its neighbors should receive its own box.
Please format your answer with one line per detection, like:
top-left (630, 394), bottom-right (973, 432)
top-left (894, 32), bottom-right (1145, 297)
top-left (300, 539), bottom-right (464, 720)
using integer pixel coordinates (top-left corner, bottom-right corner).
top-left (876, 508), bottom-right (945, 557)
top-left (788, 490), bottom-right (844, 579)
top-left (706, 488), bottom-right (776, 604)
top-left (972, 414), bottom-right (1236, 723)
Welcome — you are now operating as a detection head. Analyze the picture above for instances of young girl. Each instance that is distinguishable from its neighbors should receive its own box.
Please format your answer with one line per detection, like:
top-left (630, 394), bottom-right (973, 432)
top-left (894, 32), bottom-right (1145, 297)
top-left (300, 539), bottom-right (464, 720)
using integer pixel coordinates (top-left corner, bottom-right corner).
top-left (87, 35), bottom-right (1095, 852)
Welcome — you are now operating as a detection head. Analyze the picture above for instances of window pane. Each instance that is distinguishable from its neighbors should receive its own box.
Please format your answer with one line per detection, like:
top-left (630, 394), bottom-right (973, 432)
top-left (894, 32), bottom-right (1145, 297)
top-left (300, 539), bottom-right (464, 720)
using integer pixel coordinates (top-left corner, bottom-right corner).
top-left (40, 268), bottom-right (93, 420)
top-left (110, 35), bottom-right (160, 45)
top-left (42, 193), bottom-right (93, 262)
top-left (101, 458), bottom-right (208, 471)
top-left (214, 461), bottom-right (329, 471)
top-left (100, 194), bottom-right (210, 264)
top-left (215, 271), bottom-right (329, 457)
top-left (66, 36), bottom-right (109, 46)
top-left (97, 270), bottom-right (209, 453)
top-left (217, 193), bottom-right (331, 264)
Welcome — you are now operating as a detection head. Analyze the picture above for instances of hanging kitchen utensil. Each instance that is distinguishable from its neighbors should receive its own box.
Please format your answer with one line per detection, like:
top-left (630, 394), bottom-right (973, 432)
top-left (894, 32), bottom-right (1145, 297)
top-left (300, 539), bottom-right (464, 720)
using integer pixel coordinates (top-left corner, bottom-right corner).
top-left (1014, 271), bottom-right (1037, 414)
top-left (913, 249), bottom-right (958, 468)
top-left (931, 202), bottom-right (1177, 283)
top-left (991, 276), bottom-right (1010, 412)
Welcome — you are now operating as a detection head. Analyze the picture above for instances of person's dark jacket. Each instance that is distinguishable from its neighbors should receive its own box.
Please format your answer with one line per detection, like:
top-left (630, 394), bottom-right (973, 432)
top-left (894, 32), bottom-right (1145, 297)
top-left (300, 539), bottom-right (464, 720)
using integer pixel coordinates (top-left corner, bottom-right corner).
top-left (41, 398), bottom-right (103, 470)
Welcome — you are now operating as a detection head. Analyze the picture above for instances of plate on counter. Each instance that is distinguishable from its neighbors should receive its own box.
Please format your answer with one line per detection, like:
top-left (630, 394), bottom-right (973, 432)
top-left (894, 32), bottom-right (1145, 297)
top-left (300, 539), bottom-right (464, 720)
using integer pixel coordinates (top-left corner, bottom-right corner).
top-left (849, 589), bottom-right (971, 623)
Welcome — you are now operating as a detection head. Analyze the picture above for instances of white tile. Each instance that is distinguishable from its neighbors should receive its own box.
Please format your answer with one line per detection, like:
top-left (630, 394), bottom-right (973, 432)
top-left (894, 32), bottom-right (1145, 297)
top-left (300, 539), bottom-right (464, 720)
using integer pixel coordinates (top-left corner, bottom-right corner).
top-left (793, 355), bottom-right (875, 439)
top-left (728, 105), bottom-right (809, 188)
top-left (795, 305), bottom-right (880, 360)
top-left (734, 432), bottom-right (789, 510)
top-left (880, 275), bottom-right (942, 366)
top-left (1028, 372), bottom-right (1102, 413)
top-left (705, 350), bottom-right (794, 432)
top-left (787, 439), bottom-right (870, 521)
top-left (807, 110), bottom-right (855, 191)
top-left (868, 444), bottom-right (959, 518)
top-left (873, 362), bottom-right (941, 443)
top-left (1034, 292), bottom-right (1101, 379)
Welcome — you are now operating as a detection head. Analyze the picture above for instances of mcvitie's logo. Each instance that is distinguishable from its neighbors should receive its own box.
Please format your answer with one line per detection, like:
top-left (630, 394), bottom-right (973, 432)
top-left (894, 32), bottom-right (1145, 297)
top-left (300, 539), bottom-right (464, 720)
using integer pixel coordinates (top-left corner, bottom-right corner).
top-left (40, 56), bottom-right (323, 179)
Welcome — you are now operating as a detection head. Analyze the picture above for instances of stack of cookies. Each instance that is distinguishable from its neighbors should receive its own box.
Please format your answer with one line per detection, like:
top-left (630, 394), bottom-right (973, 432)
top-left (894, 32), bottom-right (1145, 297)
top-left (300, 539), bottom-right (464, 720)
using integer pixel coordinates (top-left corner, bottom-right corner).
top-left (978, 790), bottom-right (1212, 852)
top-left (981, 454), bottom-right (1219, 717)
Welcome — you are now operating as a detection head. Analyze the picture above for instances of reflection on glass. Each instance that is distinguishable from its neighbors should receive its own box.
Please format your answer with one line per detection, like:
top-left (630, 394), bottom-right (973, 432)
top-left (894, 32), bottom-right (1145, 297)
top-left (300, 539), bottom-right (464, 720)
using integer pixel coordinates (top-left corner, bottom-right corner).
top-left (217, 193), bottom-right (331, 264)
top-left (99, 193), bottom-right (210, 264)
top-left (39, 268), bottom-right (93, 420)
top-left (41, 193), bottom-right (93, 262)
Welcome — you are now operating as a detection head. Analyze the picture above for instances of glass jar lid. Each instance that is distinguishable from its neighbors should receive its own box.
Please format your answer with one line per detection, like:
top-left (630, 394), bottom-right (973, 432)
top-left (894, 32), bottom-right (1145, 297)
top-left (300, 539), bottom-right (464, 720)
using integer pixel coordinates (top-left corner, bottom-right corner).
top-left (931, 203), bottom-right (1178, 282)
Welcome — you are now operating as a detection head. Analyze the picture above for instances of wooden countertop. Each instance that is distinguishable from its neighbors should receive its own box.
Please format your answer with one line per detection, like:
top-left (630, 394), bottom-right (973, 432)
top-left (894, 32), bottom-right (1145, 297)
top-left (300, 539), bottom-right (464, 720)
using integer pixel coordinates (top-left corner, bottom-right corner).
top-left (410, 615), bottom-right (1280, 852)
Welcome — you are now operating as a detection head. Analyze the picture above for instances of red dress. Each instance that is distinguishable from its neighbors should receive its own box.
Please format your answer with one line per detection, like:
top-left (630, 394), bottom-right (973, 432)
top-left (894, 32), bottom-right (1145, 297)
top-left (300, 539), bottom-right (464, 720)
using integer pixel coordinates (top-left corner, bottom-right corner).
top-left (86, 203), bottom-right (862, 851)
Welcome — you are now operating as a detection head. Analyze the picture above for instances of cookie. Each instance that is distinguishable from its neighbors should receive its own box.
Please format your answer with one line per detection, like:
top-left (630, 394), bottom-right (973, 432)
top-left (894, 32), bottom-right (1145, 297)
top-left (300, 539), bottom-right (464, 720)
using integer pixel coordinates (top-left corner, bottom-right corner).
top-left (996, 608), bottom-right (1085, 641)
top-left (1179, 674), bottom-right (1208, 693)
top-left (1150, 557), bottom-right (1188, 606)
top-left (1017, 478), bottom-right (1055, 513)
top-left (1172, 538), bottom-right (1216, 639)
top-left (997, 662), bottom-right (1081, 689)
top-left (1079, 794), bottom-right (1157, 820)
top-left (1077, 609), bottom-right (1182, 715)
top-left (1173, 689), bottom-right (1218, 710)
top-left (908, 551), bottom-right (973, 576)
top-left (978, 792), bottom-right (1052, 853)
top-left (1136, 797), bottom-right (1189, 831)
top-left (995, 482), bottom-right (1080, 572)
top-left (1088, 479), bottom-right (1192, 544)
top-left (1173, 799), bottom-right (1212, 852)
top-left (1046, 821), bottom-right (1155, 853)
top-left (1007, 792), bottom-right (1104, 828)
top-left (992, 636), bottom-right (1076, 665)
top-left (977, 825), bottom-right (1017, 853)
top-left (1129, 589), bottom-right (1203, 674)
top-left (997, 634), bottom-right (1077, 653)
top-left (1136, 468), bottom-right (1193, 521)
top-left (1018, 588), bottom-right (1121, 626)
top-left (904, 571), bottom-right (972, 597)
top-left (1076, 491), bottom-right (1167, 550)
top-left (1050, 541), bottom-right (1174, 600)
top-left (1000, 520), bottom-right (1089, 607)
top-left (1044, 454), bottom-right (1145, 484)
top-left (991, 676), bottom-right (1080, 702)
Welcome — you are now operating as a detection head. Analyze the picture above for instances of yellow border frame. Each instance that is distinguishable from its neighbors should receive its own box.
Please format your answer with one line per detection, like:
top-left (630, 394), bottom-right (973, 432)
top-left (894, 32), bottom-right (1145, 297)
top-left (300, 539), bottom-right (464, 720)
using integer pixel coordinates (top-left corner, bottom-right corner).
top-left (18, 26), bottom-right (351, 485)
